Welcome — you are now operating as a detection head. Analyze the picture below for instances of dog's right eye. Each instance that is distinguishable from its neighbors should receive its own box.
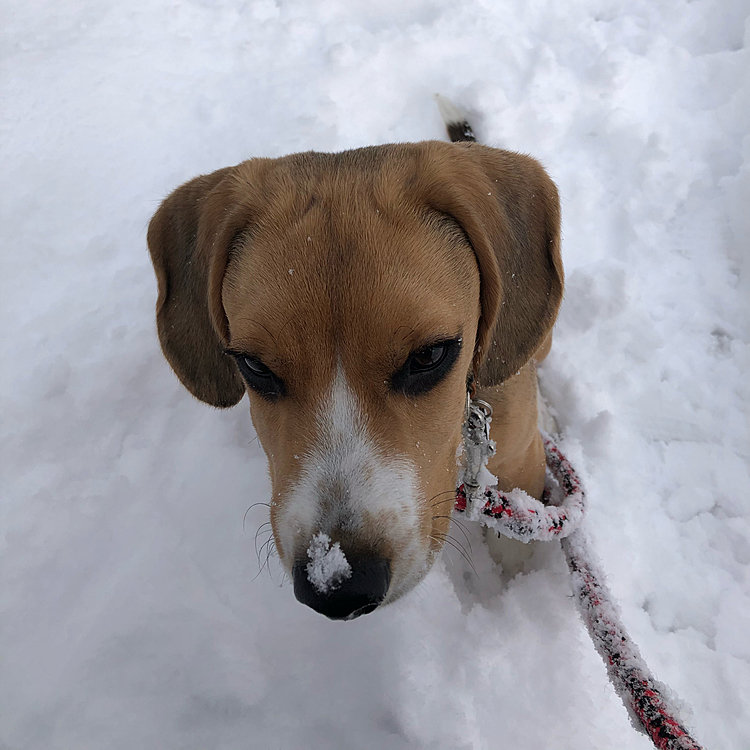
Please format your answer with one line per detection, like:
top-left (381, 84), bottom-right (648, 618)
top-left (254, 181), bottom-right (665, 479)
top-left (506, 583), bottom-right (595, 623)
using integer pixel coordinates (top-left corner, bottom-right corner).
top-left (243, 357), bottom-right (271, 377)
top-left (228, 352), bottom-right (285, 401)
top-left (390, 338), bottom-right (462, 397)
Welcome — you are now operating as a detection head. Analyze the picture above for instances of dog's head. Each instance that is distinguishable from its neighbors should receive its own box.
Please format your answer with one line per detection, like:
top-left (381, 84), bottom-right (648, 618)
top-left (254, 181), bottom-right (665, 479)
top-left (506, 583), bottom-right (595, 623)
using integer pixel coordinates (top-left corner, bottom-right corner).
top-left (148, 142), bottom-right (562, 619)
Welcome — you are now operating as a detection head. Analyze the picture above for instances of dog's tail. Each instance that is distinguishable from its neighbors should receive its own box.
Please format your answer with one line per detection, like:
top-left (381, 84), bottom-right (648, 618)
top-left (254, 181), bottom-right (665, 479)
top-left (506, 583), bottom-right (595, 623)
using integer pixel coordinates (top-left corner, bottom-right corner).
top-left (434, 94), bottom-right (476, 143)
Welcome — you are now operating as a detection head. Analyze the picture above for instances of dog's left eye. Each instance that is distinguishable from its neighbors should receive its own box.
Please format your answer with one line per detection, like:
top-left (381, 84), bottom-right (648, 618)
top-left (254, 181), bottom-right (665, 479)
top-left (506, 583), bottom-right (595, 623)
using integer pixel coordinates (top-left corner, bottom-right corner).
top-left (228, 352), bottom-right (285, 401)
top-left (243, 357), bottom-right (271, 377)
top-left (391, 338), bottom-right (461, 396)
top-left (410, 343), bottom-right (448, 371)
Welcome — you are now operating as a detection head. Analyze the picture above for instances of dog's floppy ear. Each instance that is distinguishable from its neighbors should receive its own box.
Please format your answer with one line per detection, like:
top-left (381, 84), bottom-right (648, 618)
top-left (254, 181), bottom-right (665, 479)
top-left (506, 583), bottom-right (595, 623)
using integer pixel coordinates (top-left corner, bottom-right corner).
top-left (147, 167), bottom-right (249, 407)
top-left (421, 142), bottom-right (563, 385)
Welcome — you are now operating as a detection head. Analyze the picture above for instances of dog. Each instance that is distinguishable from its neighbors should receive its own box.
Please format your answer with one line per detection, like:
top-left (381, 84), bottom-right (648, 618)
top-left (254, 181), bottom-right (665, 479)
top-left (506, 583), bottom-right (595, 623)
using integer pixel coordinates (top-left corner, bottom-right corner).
top-left (147, 103), bottom-right (563, 620)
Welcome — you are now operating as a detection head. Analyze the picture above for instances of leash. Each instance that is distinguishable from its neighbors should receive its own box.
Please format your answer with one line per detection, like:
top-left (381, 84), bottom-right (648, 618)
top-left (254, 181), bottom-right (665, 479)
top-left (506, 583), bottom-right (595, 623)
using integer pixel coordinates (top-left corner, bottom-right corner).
top-left (455, 396), bottom-right (704, 750)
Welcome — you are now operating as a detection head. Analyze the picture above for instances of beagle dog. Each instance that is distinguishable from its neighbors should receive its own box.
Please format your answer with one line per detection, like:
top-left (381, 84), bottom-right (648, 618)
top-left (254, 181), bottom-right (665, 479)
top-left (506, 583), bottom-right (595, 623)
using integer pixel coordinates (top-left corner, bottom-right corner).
top-left (147, 112), bottom-right (563, 620)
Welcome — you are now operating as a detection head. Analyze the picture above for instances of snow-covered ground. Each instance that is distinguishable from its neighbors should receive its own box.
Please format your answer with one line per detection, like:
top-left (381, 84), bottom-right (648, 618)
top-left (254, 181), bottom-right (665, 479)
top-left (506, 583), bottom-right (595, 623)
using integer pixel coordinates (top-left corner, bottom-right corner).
top-left (2, 1), bottom-right (748, 748)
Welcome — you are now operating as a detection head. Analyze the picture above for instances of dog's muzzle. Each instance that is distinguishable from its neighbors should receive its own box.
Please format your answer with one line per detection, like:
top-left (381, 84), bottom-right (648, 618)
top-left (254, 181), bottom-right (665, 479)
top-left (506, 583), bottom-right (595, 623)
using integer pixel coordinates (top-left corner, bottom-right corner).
top-left (292, 556), bottom-right (391, 620)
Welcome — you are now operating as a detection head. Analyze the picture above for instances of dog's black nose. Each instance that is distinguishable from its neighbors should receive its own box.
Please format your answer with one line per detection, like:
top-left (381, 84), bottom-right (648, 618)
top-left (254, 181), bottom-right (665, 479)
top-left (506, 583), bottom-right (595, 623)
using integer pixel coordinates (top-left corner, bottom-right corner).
top-left (292, 556), bottom-right (391, 620)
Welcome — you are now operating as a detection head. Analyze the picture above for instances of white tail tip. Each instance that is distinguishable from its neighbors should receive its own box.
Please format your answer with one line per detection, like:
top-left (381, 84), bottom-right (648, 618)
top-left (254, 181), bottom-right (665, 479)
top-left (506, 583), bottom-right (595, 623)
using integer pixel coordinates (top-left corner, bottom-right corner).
top-left (434, 93), bottom-right (465, 126)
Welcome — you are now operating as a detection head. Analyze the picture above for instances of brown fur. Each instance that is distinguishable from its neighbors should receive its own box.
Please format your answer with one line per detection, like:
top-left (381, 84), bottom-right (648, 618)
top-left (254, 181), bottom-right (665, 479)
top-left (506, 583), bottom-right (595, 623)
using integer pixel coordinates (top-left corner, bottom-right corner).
top-left (147, 140), bottom-right (563, 587)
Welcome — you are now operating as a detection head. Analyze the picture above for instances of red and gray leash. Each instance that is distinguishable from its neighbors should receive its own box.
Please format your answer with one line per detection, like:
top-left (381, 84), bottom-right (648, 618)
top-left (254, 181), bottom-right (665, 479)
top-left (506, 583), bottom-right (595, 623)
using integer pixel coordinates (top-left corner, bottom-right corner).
top-left (455, 397), bottom-right (704, 750)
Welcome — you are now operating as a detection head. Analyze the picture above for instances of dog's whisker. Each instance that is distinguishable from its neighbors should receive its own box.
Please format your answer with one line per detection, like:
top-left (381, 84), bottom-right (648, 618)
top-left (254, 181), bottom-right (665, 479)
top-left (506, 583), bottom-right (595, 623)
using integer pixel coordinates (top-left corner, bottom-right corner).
top-left (255, 534), bottom-right (273, 565)
top-left (434, 529), bottom-right (474, 567)
top-left (251, 535), bottom-right (277, 582)
top-left (258, 535), bottom-right (275, 564)
top-left (253, 521), bottom-right (272, 537)
top-left (256, 533), bottom-right (274, 565)
top-left (430, 532), bottom-right (477, 574)
top-left (255, 534), bottom-right (274, 571)
top-left (431, 514), bottom-right (473, 550)
top-left (446, 514), bottom-right (473, 536)
top-left (251, 547), bottom-right (272, 581)
top-left (429, 536), bottom-right (458, 568)
top-left (430, 534), bottom-right (477, 576)
top-left (431, 529), bottom-right (468, 557)
top-left (242, 501), bottom-right (271, 533)
top-left (429, 490), bottom-right (457, 501)
top-left (277, 567), bottom-right (290, 589)
top-left (253, 522), bottom-right (272, 557)
top-left (427, 489), bottom-right (459, 509)
top-left (262, 539), bottom-right (278, 576)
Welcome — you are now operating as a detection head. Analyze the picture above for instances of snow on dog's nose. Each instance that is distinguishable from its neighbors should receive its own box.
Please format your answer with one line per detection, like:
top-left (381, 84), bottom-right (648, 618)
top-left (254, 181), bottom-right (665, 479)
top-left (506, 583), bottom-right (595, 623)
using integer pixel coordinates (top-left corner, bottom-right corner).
top-left (292, 535), bottom-right (391, 619)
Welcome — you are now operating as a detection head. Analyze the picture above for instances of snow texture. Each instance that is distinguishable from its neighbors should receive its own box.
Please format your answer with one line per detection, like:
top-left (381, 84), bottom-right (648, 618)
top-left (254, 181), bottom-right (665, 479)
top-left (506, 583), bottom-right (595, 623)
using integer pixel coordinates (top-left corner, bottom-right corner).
top-left (460, 430), bottom-right (700, 747)
top-left (306, 533), bottom-right (352, 594)
top-left (562, 528), bottom-right (702, 749)
top-left (2, 1), bottom-right (749, 749)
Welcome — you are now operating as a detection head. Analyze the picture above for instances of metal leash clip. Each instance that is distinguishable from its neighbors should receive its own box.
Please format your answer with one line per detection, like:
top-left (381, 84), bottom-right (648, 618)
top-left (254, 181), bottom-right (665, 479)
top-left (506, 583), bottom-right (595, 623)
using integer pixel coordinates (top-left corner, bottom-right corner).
top-left (461, 393), bottom-right (496, 511)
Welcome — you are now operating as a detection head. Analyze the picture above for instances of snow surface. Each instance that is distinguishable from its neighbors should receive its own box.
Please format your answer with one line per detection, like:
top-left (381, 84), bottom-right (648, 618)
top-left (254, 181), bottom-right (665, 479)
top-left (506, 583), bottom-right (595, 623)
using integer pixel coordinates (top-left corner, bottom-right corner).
top-left (306, 533), bottom-right (352, 594)
top-left (2, 1), bottom-right (749, 748)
